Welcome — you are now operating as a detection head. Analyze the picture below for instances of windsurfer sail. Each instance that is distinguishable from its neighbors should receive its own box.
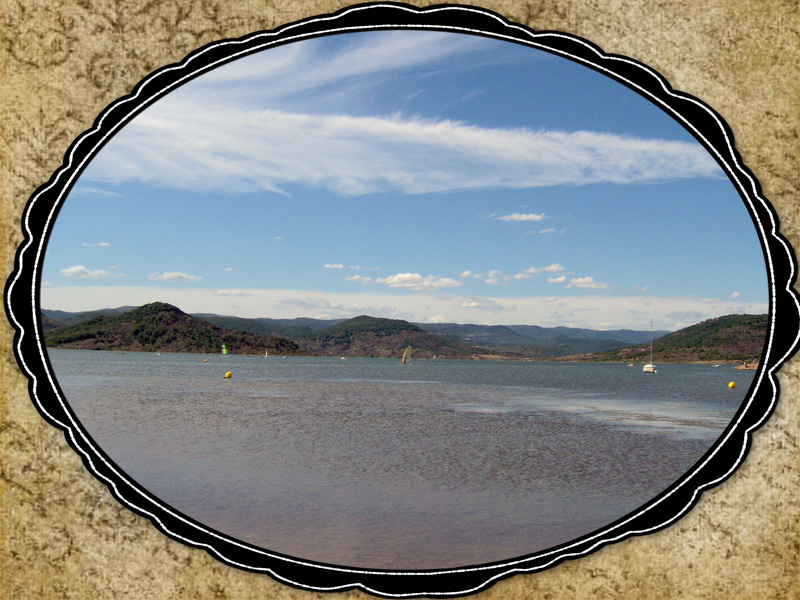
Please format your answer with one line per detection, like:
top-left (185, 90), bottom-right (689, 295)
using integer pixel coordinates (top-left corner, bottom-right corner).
top-left (401, 346), bottom-right (411, 364)
top-left (222, 343), bottom-right (228, 356)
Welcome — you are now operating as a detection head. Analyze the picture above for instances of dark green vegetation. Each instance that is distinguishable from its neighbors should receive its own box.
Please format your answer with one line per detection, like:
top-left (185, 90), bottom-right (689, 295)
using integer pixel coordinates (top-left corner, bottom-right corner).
top-left (43, 302), bottom-right (309, 355)
top-left (43, 304), bottom-right (767, 363)
top-left (294, 315), bottom-right (472, 359)
top-left (560, 314), bottom-right (768, 363)
top-left (191, 314), bottom-right (345, 338)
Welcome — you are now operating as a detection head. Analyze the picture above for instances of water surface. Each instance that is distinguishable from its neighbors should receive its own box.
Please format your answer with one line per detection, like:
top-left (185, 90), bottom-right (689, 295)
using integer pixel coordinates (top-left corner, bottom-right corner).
top-left (48, 350), bottom-right (753, 569)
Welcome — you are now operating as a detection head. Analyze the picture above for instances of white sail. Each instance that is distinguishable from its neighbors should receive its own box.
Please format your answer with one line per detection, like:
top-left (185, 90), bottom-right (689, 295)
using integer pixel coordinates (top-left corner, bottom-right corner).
top-left (643, 320), bottom-right (657, 373)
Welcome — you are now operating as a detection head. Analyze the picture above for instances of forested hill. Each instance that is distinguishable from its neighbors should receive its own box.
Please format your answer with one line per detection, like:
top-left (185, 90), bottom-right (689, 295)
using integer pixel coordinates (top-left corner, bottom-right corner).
top-left (296, 315), bottom-right (473, 359)
top-left (560, 314), bottom-right (768, 363)
top-left (43, 302), bottom-right (309, 355)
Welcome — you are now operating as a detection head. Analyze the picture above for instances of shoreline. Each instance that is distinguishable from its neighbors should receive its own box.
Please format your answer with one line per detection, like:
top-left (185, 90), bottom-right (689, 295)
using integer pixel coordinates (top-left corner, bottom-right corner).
top-left (45, 347), bottom-right (760, 368)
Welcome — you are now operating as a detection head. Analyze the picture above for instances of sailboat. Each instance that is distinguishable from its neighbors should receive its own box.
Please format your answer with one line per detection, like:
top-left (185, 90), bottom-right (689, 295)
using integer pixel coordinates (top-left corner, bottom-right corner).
top-left (643, 321), bottom-right (657, 373)
top-left (263, 349), bottom-right (268, 358)
top-left (222, 343), bottom-right (228, 356)
top-left (401, 346), bottom-right (411, 364)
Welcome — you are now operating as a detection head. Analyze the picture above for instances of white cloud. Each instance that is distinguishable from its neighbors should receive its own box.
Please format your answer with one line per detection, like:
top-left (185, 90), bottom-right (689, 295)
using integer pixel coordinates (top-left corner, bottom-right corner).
top-left (377, 272), bottom-right (462, 291)
top-left (537, 228), bottom-right (556, 234)
top-left (542, 264), bottom-right (564, 273)
top-left (39, 284), bottom-right (768, 330)
top-left (324, 263), bottom-right (344, 269)
top-left (484, 270), bottom-right (509, 286)
top-left (349, 265), bottom-right (380, 271)
top-left (730, 291), bottom-right (741, 299)
top-left (459, 270), bottom-right (473, 278)
top-left (515, 264), bottom-right (564, 279)
top-left (627, 285), bottom-right (649, 293)
top-left (60, 265), bottom-right (118, 279)
top-left (82, 70), bottom-right (723, 197)
top-left (345, 274), bottom-right (373, 284)
top-left (275, 297), bottom-right (345, 312)
top-left (73, 186), bottom-right (121, 197)
top-left (458, 297), bottom-right (515, 312)
top-left (497, 213), bottom-right (547, 222)
top-left (567, 276), bottom-right (611, 290)
top-left (148, 271), bottom-right (201, 282)
top-left (214, 289), bottom-right (250, 296)
top-left (223, 266), bottom-right (238, 272)
top-left (547, 275), bottom-right (567, 283)
top-left (428, 314), bottom-right (448, 323)
top-left (82, 242), bottom-right (111, 247)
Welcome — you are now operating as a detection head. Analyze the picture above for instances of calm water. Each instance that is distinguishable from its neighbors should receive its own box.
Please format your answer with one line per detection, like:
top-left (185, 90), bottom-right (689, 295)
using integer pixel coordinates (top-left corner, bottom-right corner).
top-left (47, 350), bottom-right (754, 569)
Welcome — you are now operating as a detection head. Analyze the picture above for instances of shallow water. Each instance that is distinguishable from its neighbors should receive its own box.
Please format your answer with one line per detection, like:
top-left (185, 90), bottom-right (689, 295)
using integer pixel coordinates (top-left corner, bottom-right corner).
top-left (47, 350), bottom-right (754, 569)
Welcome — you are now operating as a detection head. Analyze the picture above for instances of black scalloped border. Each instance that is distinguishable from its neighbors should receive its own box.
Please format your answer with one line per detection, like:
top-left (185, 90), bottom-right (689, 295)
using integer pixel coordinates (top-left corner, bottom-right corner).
top-left (5, 3), bottom-right (799, 597)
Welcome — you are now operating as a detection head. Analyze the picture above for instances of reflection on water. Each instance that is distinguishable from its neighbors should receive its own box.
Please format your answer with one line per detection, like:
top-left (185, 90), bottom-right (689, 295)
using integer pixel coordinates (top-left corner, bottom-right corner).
top-left (48, 350), bottom-right (753, 569)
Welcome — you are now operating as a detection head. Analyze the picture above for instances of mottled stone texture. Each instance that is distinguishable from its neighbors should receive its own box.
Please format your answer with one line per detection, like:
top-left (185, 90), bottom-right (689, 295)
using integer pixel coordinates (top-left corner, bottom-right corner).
top-left (1, 0), bottom-right (797, 598)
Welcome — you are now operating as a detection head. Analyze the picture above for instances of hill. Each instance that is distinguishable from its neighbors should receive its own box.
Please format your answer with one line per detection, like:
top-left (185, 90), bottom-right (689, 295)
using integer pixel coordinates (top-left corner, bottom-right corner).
top-left (558, 314), bottom-right (768, 363)
top-left (41, 307), bottom-right (669, 358)
top-left (416, 321), bottom-right (670, 355)
top-left (43, 302), bottom-right (309, 355)
top-left (296, 315), bottom-right (473, 359)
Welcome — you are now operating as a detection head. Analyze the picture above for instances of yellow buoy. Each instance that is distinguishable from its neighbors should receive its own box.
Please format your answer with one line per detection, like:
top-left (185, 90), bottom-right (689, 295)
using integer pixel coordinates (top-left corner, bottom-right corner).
top-left (203, 359), bottom-right (207, 363)
top-left (224, 371), bottom-right (232, 379)
top-left (728, 381), bottom-right (736, 389)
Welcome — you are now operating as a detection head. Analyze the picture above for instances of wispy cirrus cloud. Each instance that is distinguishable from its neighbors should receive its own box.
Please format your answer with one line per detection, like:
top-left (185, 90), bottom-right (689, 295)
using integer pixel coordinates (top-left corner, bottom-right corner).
top-left (324, 263), bottom-right (344, 269)
top-left (73, 186), bottom-right (121, 197)
top-left (148, 271), bottom-right (202, 282)
top-left (497, 212), bottom-right (547, 222)
top-left (82, 242), bottom-right (111, 247)
top-left (60, 265), bottom-right (119, 279)
top-left (81, 29), bottom-right (723, 202)
top-left (215, 289), bottom-right (250, 296)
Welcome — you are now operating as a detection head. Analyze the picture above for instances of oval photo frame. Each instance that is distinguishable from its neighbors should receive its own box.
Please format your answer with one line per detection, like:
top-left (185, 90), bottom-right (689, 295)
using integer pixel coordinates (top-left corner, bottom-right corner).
top-left (5, 3), bottom-right (799, 597)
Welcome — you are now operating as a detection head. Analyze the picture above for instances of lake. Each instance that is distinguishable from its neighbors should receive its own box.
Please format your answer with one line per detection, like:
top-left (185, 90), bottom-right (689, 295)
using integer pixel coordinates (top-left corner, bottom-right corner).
top-left (47, 349), bottom-right (753, 570)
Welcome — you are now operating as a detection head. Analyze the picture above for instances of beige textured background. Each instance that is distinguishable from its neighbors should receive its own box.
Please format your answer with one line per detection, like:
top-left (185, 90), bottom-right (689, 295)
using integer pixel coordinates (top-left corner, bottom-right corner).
top-left (1, 1), bottom-right (798, 598)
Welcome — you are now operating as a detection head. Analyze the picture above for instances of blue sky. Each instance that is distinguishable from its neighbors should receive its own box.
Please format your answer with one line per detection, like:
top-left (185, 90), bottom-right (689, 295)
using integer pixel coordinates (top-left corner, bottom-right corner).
top-left (42, 30), bottom-right (768, 331)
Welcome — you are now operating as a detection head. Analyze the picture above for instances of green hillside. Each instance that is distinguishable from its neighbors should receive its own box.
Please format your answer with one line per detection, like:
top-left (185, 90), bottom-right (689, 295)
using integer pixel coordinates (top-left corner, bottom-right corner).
top-left (297, 315), bottom-right (473, 359)
top-left (191, 313), bottom-right (315, 338)
top-left (562, 314), bottom-right (768, 363)
top-left (43, 302), bottom-right (309, 355)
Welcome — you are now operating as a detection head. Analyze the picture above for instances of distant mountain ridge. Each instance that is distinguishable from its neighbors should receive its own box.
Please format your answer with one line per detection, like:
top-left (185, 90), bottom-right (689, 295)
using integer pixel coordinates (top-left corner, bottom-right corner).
top-left (42, 307), bottom-right (671, 356)
top-left (41, 304), bottom-right (768, 362)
